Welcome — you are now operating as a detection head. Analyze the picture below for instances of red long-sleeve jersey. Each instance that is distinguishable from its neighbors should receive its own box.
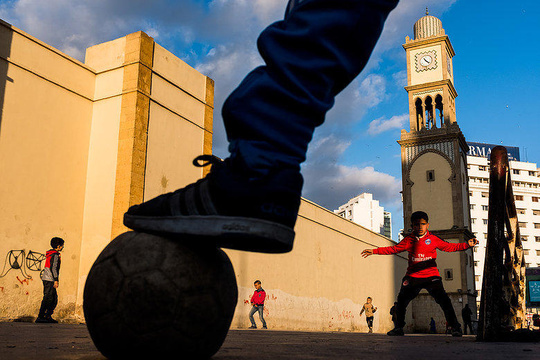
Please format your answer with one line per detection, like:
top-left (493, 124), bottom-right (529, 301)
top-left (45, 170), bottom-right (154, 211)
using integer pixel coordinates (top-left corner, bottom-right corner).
top-left (251, 288), bottom-right (266, 306)
top-left (373, 231), bottom-right (470, 278)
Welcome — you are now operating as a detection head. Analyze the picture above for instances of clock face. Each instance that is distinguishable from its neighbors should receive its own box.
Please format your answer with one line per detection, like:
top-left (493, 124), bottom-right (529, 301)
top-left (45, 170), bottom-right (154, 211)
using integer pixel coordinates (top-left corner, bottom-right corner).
top-left (414, 51), bottom-right (438, 72)
top-left (420, 55), bottom-right (432, 67)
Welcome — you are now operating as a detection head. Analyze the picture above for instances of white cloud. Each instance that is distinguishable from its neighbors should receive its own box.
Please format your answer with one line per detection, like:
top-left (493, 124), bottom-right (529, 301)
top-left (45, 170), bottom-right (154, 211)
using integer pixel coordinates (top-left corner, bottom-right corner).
top-left (301, 135), bottom-right (401, 211)
top-left (367, 114), bottom-right (408, 136)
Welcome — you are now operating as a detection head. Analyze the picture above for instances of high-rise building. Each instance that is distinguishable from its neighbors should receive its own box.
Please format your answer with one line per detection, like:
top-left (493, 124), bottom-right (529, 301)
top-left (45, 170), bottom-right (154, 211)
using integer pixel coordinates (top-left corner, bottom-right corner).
top-left (467, 142), bottom-right (540, 309)
top-left (397, 11), bottom-right (476, 331)
top-left (335, 193), bottom-right (392, 239)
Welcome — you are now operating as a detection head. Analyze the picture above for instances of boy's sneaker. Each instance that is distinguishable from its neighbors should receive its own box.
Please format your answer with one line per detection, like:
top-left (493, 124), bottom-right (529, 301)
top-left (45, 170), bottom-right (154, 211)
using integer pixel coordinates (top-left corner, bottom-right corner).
top-left (35, 317), bottom-right (48, 323)
top-left (46, 316), bottom-right (58, 323)
top-left (451, 326), bottom-right (463, 337)
top-left (124, 155), bottom-right (302, 253)
top-left (262, 326), bottom-right (268, 329)
top-left (249, 326), bottom-right (257, 329)
top-left (387, 327), bottom-right (404, 336)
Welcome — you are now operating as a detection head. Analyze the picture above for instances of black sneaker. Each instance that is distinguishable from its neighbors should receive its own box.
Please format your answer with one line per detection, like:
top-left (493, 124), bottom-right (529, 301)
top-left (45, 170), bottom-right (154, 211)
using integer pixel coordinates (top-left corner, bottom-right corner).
top-left (35, 317), bottom-right (48, 323)
top-left (387, 328), bottom-right (404, 336)
top-left (249, 326), bottom-right (257, 329)
top-left (45, 316), bottom-right (58, 324)
top-left (451, 326), bottom-right (463, 337)
top-left (124, 155), bottom-right (303, 253)
top-left (262, 326), bottom-right (268, 329)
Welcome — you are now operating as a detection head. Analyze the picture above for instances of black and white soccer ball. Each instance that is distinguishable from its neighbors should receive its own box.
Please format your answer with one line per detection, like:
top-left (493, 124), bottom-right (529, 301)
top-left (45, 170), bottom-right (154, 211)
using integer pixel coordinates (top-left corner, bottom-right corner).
top-left (83, 231), bottom-right (238, 359)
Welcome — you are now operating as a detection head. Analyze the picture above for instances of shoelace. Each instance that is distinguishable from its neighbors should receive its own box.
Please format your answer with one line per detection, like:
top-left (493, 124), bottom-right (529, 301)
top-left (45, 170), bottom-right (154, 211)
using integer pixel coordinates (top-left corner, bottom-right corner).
top-left (192, 154), bottom-right (223, 168)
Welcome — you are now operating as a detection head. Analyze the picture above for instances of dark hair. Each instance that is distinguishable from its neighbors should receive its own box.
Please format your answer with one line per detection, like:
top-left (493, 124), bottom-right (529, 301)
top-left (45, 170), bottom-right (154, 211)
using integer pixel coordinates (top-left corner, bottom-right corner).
top-left (51, 237), bottom-right (65, 249)
top-left (367, 297), bottom-right (372, 300)
top-left (411, 211), bottom-right (429, 223)
top-left (254, 280), bottom-right (261, 285)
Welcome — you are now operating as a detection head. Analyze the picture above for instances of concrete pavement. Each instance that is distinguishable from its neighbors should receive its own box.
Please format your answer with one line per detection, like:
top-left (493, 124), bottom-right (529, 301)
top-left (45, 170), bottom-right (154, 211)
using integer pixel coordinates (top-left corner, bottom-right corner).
top-left (1, 322), bottom-right (539, 359)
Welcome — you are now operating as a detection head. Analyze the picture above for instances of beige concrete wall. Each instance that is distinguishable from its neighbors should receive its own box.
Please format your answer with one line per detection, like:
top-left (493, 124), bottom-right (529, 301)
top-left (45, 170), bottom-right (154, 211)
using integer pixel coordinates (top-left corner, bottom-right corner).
top-left (410, 152), bottom-right (453, 230)
top-left (226, 199), bottom-right (410, 333)
top-left (0, 24), bottom-right (215, 322)
top-left (144, 44), bottom-right (213, 199)
top-left (0, 21), bottom-right (94, 320)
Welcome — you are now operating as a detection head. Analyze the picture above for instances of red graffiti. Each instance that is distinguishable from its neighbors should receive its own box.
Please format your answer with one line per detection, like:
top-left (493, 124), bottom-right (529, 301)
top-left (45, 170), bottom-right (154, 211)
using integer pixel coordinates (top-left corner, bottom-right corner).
top-left (16, 276), bottom-right (31, 285)
top-left (337, 310), bottom-right (354, 321)
top-left (244, 300), bottom-right (250, 305)
top-left (270, 294), bottom-right (277, 300)
top-left (25, 291), bottom-right (29, 295)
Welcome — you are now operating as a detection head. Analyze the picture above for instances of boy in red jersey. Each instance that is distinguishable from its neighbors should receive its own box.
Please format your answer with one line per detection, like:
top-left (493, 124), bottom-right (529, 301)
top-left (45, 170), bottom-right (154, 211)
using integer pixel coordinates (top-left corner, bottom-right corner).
top-left (361, 211), bottom-right (478, 337)
top-left (249, 280), bottom-right (267, 329)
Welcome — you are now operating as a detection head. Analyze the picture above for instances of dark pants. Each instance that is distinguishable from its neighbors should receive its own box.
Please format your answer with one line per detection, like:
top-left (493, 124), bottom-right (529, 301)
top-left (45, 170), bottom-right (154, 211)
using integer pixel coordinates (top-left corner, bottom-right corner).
top-left (395, 276), bottom-right (460, 329)
top-left (222, 0), bottom-right (399, 182)
top-left (463, 319), bottom-right (473, 335)
top-left (366, 316), bottom-right (374, 330)
top-left (38, 280), bottom-right (58, 318)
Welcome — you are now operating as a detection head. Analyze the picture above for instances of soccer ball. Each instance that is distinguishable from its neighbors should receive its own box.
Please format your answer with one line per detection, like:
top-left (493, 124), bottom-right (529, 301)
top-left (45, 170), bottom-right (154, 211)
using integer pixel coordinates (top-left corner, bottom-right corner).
top-left (83, 231), bottom-right (238, 359)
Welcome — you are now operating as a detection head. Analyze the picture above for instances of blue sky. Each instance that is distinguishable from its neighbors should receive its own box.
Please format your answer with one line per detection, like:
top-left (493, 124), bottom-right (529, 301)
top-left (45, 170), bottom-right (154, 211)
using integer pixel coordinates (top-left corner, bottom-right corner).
top-left (1, 0), bottom-right (538, 240)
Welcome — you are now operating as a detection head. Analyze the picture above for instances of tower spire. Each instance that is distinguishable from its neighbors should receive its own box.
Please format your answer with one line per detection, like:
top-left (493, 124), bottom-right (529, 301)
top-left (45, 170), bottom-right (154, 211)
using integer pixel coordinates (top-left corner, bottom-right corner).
top-left (425, 7), bottom-right (429, 16)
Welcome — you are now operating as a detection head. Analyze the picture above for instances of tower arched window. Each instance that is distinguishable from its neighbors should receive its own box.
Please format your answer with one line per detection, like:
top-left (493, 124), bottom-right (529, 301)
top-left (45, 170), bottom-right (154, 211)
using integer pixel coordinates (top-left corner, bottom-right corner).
top-left (425, 96), bottom-right (434, 130)
top-left (415, 98), bottom-right (423, 130)
top-left (435, 94), bottom-right (444, 127)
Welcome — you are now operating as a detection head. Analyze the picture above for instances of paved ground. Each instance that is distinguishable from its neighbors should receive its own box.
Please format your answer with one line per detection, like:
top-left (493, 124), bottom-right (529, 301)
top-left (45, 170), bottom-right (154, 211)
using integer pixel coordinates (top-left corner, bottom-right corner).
top-left (1, 322), bottom-right (539, 359)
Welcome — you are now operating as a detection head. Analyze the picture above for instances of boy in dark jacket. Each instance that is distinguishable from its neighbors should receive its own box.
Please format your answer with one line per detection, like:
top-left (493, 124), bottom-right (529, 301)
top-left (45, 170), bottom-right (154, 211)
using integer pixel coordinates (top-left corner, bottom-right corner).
top-left (36, 237), bottom-right (64, 323)
top-left (249, 280), bottom-right (267, 329)
top-left (362, 211), bottom-right (478, 337)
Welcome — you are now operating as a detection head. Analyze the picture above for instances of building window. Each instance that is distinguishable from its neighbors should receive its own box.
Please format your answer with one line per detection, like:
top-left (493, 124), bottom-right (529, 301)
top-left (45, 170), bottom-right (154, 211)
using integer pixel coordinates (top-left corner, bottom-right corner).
top-left (518, 208), bottom-right (527, 215)
top-left (524, 249), bottom-right (529, 255)
top-left (483, 233), bottom-right (488, 239)
top-left (473, 247), bottom-right (478, 253)
top-left (526, 263), bottom-right (531, 268)
top-left (482, 205), bottom-right (489, 211)
top-left (471, 218), bottom-right (476, 224)
top-left (515, 195), bottom-right (524, 201)
top-left (537, 250), bottom-right (540, 256)
top-left (475, 275), bottom-right (480, 282)
top-left (533, 210), bottom-right (540, 216)
top-left (529, 171), bottom-right (537, 176)
top-left (536, 236), bottom-right (540, 242)
top-left (483, 219), bottom-right (488, 225)
top-left (513, 169), bottom-right (520, 175)
top-left (474, 261), bottom-right (479, 267)
top-left (482, 192), bottom-right (488, 198)
top-left (522, 236), bottom-right (528, 242)
top-left (444, 269), bottom-right (453, 281)
top-left (426, 170), bottom-right (435, 182)
top-left (470, 204), bottom-right (475, 210)
top-left (535, 223), bottom-right (540, 229)
top-left (479, 166), bottom-right (487, 171)
top-left (533, 197), bottom-right (539, 202)
top-left (469, 192), bottom-right (473, 197)
top-left (519, 222), bottom-right (527, 228)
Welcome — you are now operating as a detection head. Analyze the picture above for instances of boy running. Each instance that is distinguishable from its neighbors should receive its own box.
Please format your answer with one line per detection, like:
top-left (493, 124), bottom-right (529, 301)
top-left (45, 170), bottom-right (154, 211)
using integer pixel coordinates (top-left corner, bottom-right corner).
top-left (360, 297), bottom-right (377, 333)
top-left (361, 211), bottom-right (478, 336)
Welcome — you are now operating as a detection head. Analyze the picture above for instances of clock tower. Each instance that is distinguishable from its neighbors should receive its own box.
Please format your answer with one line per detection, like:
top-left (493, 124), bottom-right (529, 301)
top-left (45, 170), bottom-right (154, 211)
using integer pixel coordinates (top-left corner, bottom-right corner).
top-left (398, 10), bottom-right (477, 331)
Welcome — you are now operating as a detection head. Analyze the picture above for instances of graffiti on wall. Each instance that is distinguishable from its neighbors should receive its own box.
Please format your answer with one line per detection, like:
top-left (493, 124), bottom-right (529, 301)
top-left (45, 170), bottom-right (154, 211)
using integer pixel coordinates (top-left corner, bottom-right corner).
top-left (0, 250), bottom-right (45, 279)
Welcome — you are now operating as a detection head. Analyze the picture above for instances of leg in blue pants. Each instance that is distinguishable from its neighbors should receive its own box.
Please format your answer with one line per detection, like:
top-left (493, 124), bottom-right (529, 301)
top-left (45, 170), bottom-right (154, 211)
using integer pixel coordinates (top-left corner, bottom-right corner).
top-left (124, 0), bottom-right (400, 253)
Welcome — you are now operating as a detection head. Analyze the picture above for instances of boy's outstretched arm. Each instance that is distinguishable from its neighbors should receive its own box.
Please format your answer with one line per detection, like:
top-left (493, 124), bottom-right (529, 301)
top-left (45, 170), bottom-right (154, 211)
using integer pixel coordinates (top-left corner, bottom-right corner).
top-left (437, 238), bottom-right (479, 252)
top-left (362, 239), bottom-right (410, 258)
